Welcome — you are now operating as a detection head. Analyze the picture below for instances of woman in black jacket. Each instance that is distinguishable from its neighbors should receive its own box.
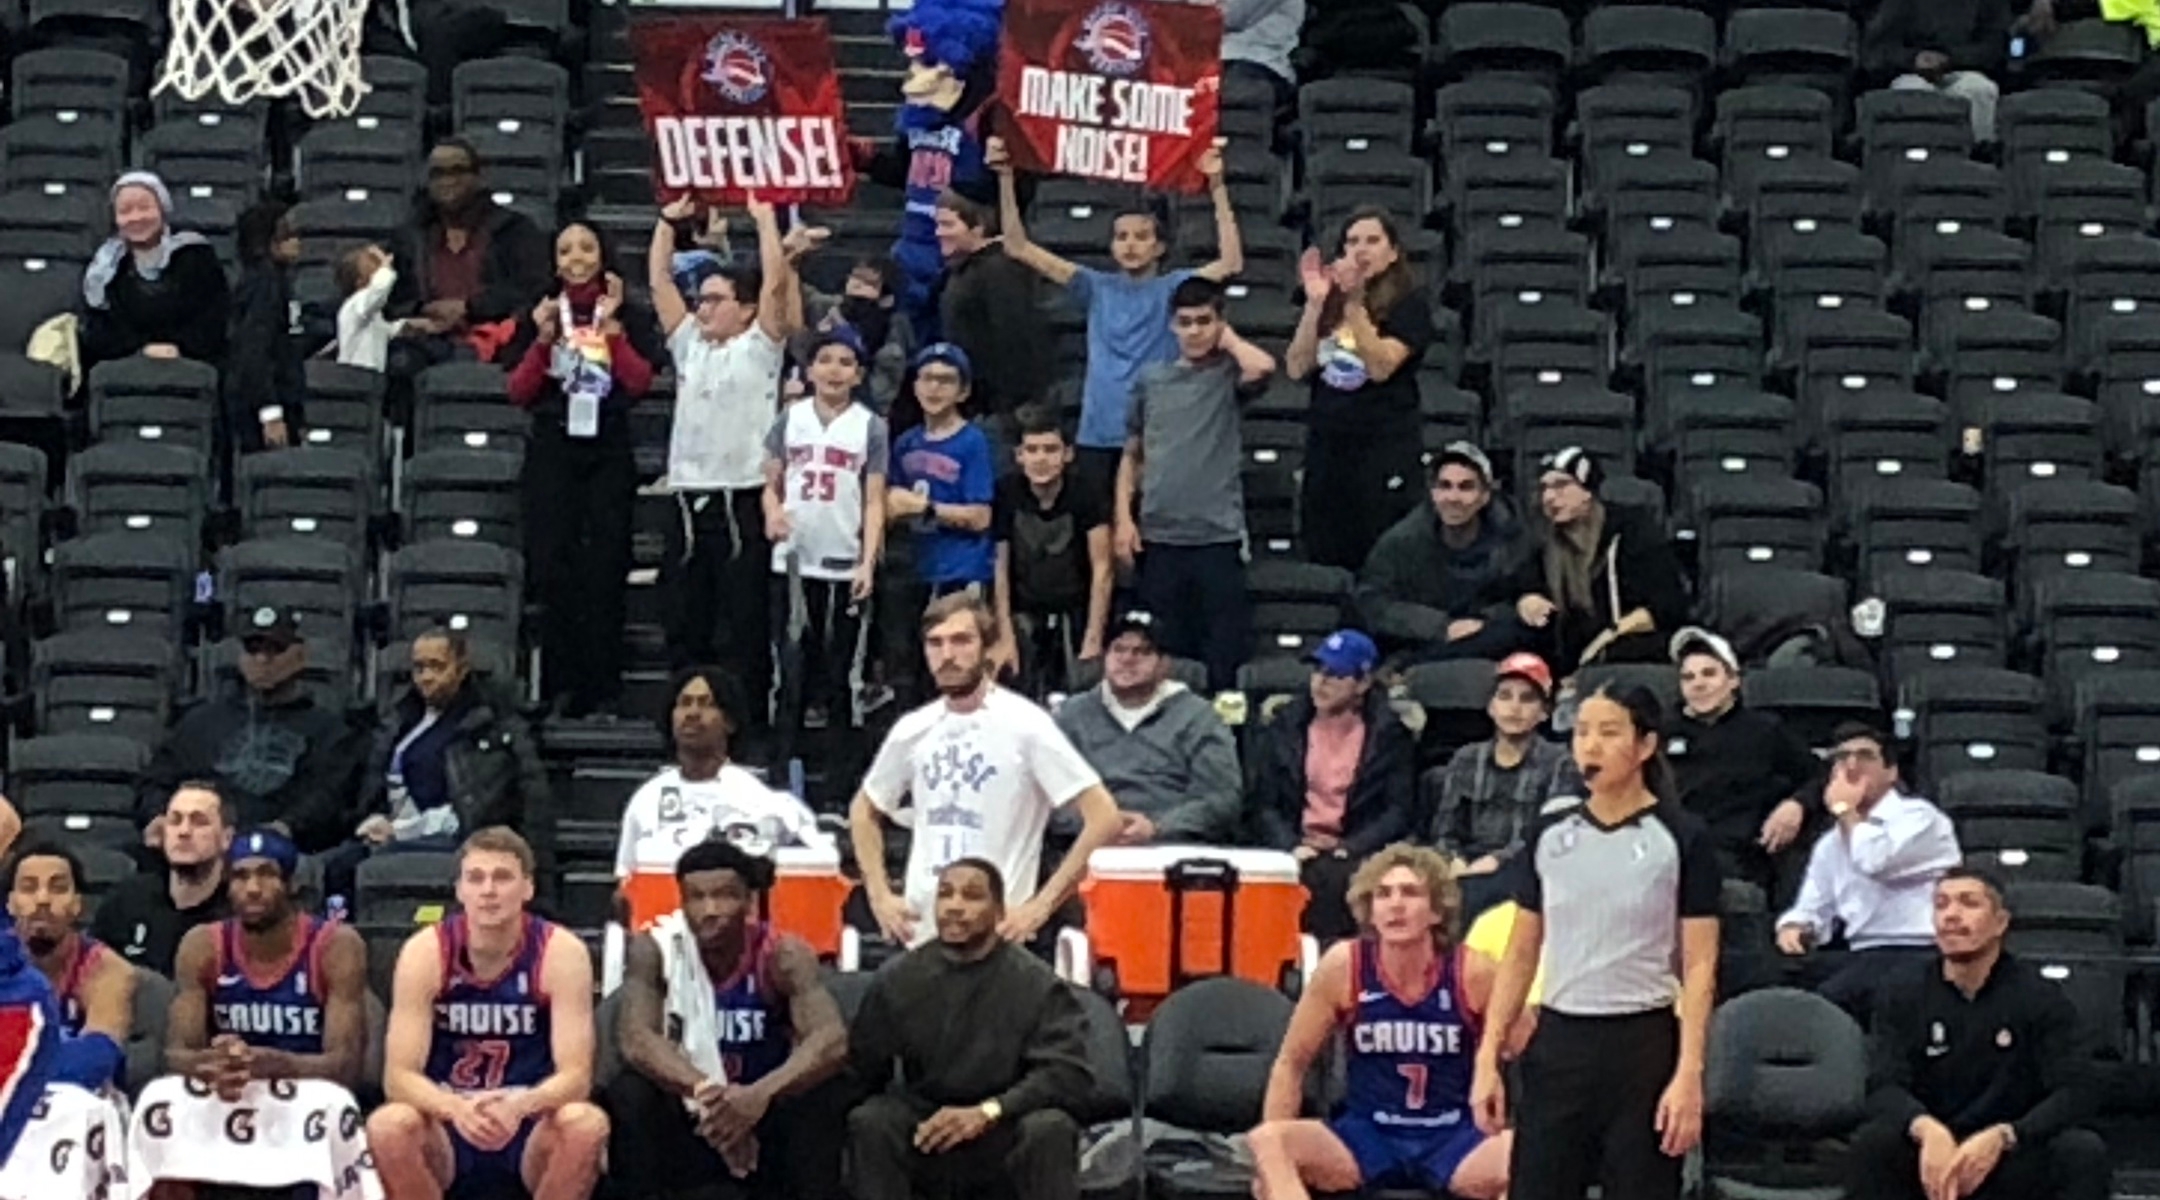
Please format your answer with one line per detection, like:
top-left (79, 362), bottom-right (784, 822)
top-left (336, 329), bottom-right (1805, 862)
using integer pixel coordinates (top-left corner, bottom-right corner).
top-left (1510, 446), bottom-right (1691, 673)
top-left (223, 201), bottom-right (306, 473)
top-left (81, 171), bottom-right (229, 370)
top-left (356, 628), bottom-right (550, 840)
top-left (1246, 631), bottom-right (1418, 939)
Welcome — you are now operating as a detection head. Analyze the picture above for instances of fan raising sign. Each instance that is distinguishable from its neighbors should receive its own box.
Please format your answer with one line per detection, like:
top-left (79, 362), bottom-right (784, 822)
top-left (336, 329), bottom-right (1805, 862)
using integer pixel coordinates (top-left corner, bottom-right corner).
top-left (996, 0), bottom-right (1222, 192)
top-left (629, 16), bottom-right (856, 205)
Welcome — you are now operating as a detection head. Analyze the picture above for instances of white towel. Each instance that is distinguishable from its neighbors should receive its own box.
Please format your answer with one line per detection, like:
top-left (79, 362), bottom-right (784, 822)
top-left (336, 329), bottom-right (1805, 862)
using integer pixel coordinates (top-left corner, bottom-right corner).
top-left (650, 912), bottom-right (726, 1090)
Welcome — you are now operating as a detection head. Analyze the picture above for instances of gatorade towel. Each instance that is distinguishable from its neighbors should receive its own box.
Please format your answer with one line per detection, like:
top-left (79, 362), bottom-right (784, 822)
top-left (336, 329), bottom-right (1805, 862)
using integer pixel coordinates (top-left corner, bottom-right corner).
top-left (0, 917), bottom-right (65, 1173)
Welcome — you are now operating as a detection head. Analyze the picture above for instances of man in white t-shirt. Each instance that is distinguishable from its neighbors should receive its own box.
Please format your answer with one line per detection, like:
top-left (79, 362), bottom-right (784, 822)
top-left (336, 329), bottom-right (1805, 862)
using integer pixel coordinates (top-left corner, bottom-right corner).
top-left (848, 593), bottom-right (1120, 948)
top-left (647, 194), bottom-right (807, 728)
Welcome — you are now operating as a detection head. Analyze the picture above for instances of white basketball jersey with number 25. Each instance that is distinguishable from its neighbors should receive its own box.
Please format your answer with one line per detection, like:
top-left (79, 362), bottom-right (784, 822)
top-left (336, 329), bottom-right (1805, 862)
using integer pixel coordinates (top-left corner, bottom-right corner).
top-left (772, 400), bottom-right (876, 582)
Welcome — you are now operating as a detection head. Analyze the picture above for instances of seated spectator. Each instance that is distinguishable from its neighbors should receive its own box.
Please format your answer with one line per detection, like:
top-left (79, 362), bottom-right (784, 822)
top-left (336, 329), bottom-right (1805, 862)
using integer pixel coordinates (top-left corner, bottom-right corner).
top-left (607, 839), bottom-right (850, 1199)
top-left (137, 608), bottom-right (367, 854)
top-left (1509, 447), bottom-right (1689, 673)
top-left (1222, 0), bottom-right (1303, 109)
top-left (1054, 609), bottom-right (1243, 846)
top-left (2027, 0), bottom-right (2160, 144)
top-left (992, 406), bottom-right (1113, 697)
top-left (93, 782), bottom-right (231, 976)
top-left (385, 138), bottom-right (551, 364)
top-left (224, 201), bottom-right (305, 462)
top-left (1865, 0), bottom-right (2010, 141)
top-left (884, 345), bottom-right (997, 700)
top-left (935, 190), bottom-right (1050, 430)
top-left (1248, 630), bottom-right (1417, 940)
top-left (1114, 277), bottom-right (1274, 692)
top-left (508, 223), bottom-right (659, 717)
top-left (1357, 442), bottom-right (1532, 663)
top-left (1666, 627), bottom-right (1820, 893)
top-left (1776, 723), bottom-right (1962, 1023)
top-left (1286, 208), bottom-right (1436, 573)
top-left (795, 255), bottom-right (914, 413)
top-left (991, 136), bottom-right (1243, 510)
top-left (80, 171), bottom-right (228, 370)
top-left (847, 858), bottom-right (1090, 1200)
top-left (10, 843), bottom-right (135, 1090)
top-left (1425, 653), bottom-right (1580, 918)
top-left (334, 244), bottom-right (405, 371)
top-left (1845, 868), bottom-right (2108, 1200)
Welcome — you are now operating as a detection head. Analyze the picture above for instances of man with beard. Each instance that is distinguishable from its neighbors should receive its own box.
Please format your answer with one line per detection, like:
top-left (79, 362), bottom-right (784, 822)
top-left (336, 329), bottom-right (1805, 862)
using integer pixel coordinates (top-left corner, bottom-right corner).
top-left (7, 843), bottom-right (134, 1083)
top-left (368, 828), bottom-right (607, 1200)
top-left (849, 593), bottom-right (1120, 949)
top-left (846, 858), bottom-right (1090, 1200)
top-left (131, 829), bottom-right (375, 1200)
top-left (606, 838), bottom-right (850, 1200)
top-left (94, 781), bottom-right (232, 976)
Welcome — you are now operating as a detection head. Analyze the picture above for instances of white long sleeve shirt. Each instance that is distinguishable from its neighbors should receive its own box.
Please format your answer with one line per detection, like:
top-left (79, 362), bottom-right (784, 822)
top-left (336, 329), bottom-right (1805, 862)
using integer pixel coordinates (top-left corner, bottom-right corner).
top-left (336, 264), bottom-right (402, 370)
top-left (1777, 788), bottom-right (1963, 949)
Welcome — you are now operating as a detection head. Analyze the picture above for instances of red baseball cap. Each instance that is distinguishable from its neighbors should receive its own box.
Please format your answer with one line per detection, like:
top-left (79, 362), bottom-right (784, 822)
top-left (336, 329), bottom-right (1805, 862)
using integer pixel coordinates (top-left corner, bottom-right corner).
top-left (1495, 652), bottom-right (1555, 700)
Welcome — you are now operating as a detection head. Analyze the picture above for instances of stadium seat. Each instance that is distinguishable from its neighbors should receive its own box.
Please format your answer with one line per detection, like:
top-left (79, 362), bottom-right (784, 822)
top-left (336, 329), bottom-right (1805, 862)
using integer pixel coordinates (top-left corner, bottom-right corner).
top-left (237, 446), bottom-right (377, 550)
top-left (1702, 988), bottom-right (1866, 1199)
top-left (0, 442), bottom-right (47, 602)
top-left (1296, 78), bottom-right (1416, 156)
top-left (1894, 667), bottom-right (2050, 788)
top-left (1685, 475), bottom-right (1825, 573)
top-left (1307, 150), bottom-right (1430, 236)
top-left (1433, 80), bottom-right (1555, 162)
top-left (402, 449), bottom-right (525, 550)
top-left (1821, 391), bottom-right (1950, 504)
top-left (49, 530), bottom-right (195, 642)
top-left (1432, 3), bottom-right (1572, 88)
top-left (30, 630), bottom-right (178, 743)
top-left (1864, 569), bottom-right (2008, 677)
top-left (1996, 88), bottom-right (2113, 171)
top-left (217, 537), bottom-right (363, 652)
top-left (86, 357), bottom-right (221, 459)
top-left (1442, 151), bottom-right (1571, 244)
top-left (389, 540), bottom-right (525, 649)
top-left (1696, 567), bottom-right (1850, 671)
top-left (1501, 385), bottom-right (1636, 483)
top-left (1460, 228), bottom-right (1593, 348)
top-left (66, 440), bottom-right (208, 548)
top-left (1927, 308), bottom-right (2061, 424)
top-left (0, 113), bottom-right (122, 195)
top-left (1632, 308), bottom-right (1767, 434)
top-left (300, 361), bottom-right (390, 457)
top-left (1577, 5), bottom-right (1715, 88)
top-left (1575, 85), bottom-right (1695, 194)
top-left (454, 56), bottom-right (571, 139)
top-left (2026, 570), bottom-right (2160, 709)
top-left (1937, 770), bottom-right (2084, 884)
top-left (463, 125), bottom-right (563, 210)
top-left (2018, 159), bottom-right (2146, 286)
top-left (1140, 977), bottom-right (1298, 1200)
top-left (295, 122), bottom-right (424, 205)
top-left (1666, 391), bottom-right (1798, 485)
top-left (0, 244), bottom-right (84, 335)
top-left (141, 119), bottom-right (266, 205)
top-left (1401, 659), bottom-right (1502, 767)
top-left (1575, 663), bottom-right (1682, 716)
top-left (2061, 236), bottom-right (2160, 361)
top-left (1597, 153), bottom-right (1721, 251)
top-left (355, 851), bottom-right (459, 925)
top-left (9, 732), bottom-right (147, 828)
top-left (2002, 882), bottom-right (2127, 1055)
top-left (124, 970), bottom-right (174, 1097)
top-left (1722, 9), bottom-right (1856, 107)
top-left (1742, 666), bottom-right (1884, 749)
top-left (2004, 479), bottom-right (2140, 578)
top-left (1844, 477), bottom-right (1984, 581)
top-left (1612, 227), bottom-right (1746, 317)
top-left (2077, 672), bottom-right (2160, 833)
top-left (1971, 394), bottom-right (2104, 502)
top-left (415, 363), bottom-right (530, 457)
top-left (1487, 304), bottom-right (1612, 398)
top-left (1717, 88), bottom-right (1840, 203)
top-left (8, 47), bottom-right (130, 127)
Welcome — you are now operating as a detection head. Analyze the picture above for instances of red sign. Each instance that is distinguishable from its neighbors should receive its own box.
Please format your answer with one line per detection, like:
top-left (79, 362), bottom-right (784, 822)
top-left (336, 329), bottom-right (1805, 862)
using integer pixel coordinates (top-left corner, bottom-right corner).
top-left (996, 0), bottom-right (1222, 192)
top-left (628, 16), bottom-right (855, 206)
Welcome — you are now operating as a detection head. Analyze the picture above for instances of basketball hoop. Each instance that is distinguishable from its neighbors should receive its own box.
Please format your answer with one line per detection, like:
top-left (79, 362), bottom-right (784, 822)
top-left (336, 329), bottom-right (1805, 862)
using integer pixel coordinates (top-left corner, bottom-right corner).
top-left (154, 0), bottom-right (389, 119)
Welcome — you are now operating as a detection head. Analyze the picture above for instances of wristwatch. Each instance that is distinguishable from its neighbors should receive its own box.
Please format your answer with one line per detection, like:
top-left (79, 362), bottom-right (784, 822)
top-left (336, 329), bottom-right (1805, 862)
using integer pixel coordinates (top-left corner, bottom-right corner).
top-left (979, 1099), bottom-right (1004, 1124)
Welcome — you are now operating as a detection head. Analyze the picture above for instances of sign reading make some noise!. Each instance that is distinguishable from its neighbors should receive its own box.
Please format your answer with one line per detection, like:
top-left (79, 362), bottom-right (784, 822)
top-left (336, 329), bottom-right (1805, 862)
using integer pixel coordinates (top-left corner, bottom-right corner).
top-left (997, 0), bottom-right (1221, 191)
top-left (629, 16), bottom-right (856, 205)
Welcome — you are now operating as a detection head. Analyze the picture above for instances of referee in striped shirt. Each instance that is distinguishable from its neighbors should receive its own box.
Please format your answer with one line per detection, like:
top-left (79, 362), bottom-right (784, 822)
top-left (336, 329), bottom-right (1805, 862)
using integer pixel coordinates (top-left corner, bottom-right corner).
top-left (1471, 684), bottom-right (1722, 1200)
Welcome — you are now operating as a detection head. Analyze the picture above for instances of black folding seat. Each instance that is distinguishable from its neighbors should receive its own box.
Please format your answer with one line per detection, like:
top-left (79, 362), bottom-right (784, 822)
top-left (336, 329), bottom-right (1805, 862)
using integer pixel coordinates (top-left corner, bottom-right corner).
top-left (8, 734), bottom-right (148, 847)
top-left (0, 443), bottom-right (48, 603)
top-left (1781, 309), bottom-right (1914, 426)
top-left (415, 363), bottom-right (529, 458)
top-left (1026, 179), bottom-right (1126, 258)
top-left (1936, 771), bottom-right (2083, 883)
top-left (1743, 665), bottom-right (1883, 748)
top-left (1460, 228), bottom-right (1592, 349)
top-left (1597, 154), bottom-right (1721, 256)
top-left (462, 125), bottom-right (562, 209)
top-left (66, 440), bottom-right (208, 546)
top-left (1998, 89), bottom-right (2112, 169)
top-left (2025, 571), bottom-right (2160, 712)
top-left (1499, 385), bottom-right (1635, 481)
top-left (1665, 391), bottom-right (1796, 485)
top-left (1403, 660), bottom-right (1508, 764)
top-left (1308, 150), bottom-right (1430, 235)
top-left (140, 118), bottom-right (264, 204)
top-left (1241, 419), bottom-right (1305, 476)
top-left (1697, 565), bottom-right (1848, 663)
top-left (49, 531), bottom-right (194, 642)
top-left (2003, 479), bottom-right (2138, 583)
top-left (1297, 78), bottom-right (1416, 156)
top-left (2021, 159), bottom-right (2149, 289)
top-left (2083, 676), bottom-right (2160, 832)
top-left (2001, 883), bottom-right (2127, 1049)
top-left (1419, 381), bottom-right (1484, 450)
top-left (86, 358), bottom-right (221, 459)
top-left (1686, 475), bottom-right (1824, 572)
top-left (151, 92), bottom-right (273, 137)
top-left (1432, 3), bottom-right (1572, 87)
top-left (217, 537), bottom-right (363, 658)
top-left (1576, 86), bottom-right (1695, 196)
top-left (1139, 978), bottom-right (1298, 1200)
top-left (1442, 153), bottom-right (1569, 243)
top-left (1856, 89), bottom-right (1974, 193)
top-left (0, 113), bottom-right (122, 195)
top-left (403, 449), bottom-right (524, 549)
top-left (1432, 80), bottom-right (1555, 162)
top-left (1612, 228), bottom-right (1744, 315)
top-left (1972, 394), bottom-right (2103, 498)
top-left (1578, 5), bottom-right (1716, 88)
top-left (1632, 306), bottom-right (1766, 433)
top-left (294, 123), bottom-right (422, 204)
top-left (1862, 569), bottom-right (2007, 676)
top-left (1880, 160), bottom-right (2011, 266)
top-left (2060, 236), bottom-right (2160, 362)
top-left (452, 57), bottom-right (571, 141)
top-left (1844, 477), bottom-right (1983, 580)
top-left (30, 630), bottom-right (178, 742)
top-left (237, 447), bottom-right (376, 550)
top-left (0, 352), bottom-right (67, 429)
top-left (9, 48), bottom-right (129, 126)
top-left (390, 540), bottom-right (524, 648)
top-left (1740, 158), bottom-right (1865, 252)
top-left (1894, 666), bottom-right (2049, 788)
top-left (299, 361), bottom-right (387, 457)
top-left (170, 193), bottom-right (240, 276)
top-left (1722, 10), bottom-right (1857, 105)
top-left (1487, 304), bottom-right (1611, 397)
top-left (1753, 227), bottom-right (1889, 341)
top-left (1716, 87), bottom-right (1838, 201)
top-left (0, 188), bottom-right (101, 273)
top-left (1928, 307), bottom-right (2060, 424)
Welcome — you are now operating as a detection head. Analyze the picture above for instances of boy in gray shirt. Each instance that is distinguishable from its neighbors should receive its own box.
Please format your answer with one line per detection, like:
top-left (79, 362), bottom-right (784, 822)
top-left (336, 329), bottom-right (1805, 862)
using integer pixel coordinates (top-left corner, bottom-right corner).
top-left (1113, 277), bottom-right (1275, 692)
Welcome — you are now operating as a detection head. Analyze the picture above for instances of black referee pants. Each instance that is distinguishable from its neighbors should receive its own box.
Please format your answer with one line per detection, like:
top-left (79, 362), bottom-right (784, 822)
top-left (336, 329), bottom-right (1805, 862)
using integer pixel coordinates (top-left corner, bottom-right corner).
top-left (1843, 1118), bottom-right (2110, 1200)
top-left (1510, 1008), bottom-right (1682, 1200)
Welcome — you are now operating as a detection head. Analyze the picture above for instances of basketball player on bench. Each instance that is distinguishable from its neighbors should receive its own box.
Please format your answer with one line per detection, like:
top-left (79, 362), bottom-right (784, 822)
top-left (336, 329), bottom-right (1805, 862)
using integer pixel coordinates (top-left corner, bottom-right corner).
top-left (368, 827), bottom-right (609, 1200)
top-left (608, 837), bottom-right (850, 1200)
top-left (8, 842), bottom-right (135, 1087)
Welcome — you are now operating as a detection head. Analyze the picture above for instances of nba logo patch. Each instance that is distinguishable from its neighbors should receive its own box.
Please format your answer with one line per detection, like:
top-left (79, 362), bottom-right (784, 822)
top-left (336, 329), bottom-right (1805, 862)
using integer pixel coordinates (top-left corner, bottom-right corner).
top-left (1077, 2), bottom-right (1151, 78)
top-left (701, 31), bottom-right (773, 105)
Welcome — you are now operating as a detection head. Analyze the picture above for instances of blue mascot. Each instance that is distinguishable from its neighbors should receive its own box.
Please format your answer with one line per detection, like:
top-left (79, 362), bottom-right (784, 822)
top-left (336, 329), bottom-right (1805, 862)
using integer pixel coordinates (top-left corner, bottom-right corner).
top-left (863, 0), bottom-right (1005, 344)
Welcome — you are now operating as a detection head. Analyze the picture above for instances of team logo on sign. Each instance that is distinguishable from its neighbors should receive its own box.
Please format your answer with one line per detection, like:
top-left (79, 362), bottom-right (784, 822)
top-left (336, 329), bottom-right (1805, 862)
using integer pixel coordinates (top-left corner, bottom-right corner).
top-left (700, 31), bottom-right (773, 105)
top-left (1076, 2), bottom-right (1151, 77)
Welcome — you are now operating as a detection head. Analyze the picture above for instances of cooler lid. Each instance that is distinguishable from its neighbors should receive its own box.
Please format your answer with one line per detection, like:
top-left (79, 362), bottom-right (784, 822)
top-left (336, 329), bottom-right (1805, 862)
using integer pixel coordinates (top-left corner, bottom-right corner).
top-left (1085, 844), bottom-right (1302, 884)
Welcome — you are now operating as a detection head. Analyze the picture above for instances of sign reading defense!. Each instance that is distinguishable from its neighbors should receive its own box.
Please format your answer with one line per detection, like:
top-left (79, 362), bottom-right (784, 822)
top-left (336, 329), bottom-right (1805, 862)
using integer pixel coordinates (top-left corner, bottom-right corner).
top-left (628, 17), bottom-right (855, 205)
top-left (997, 0), bottom-right (1221, 192)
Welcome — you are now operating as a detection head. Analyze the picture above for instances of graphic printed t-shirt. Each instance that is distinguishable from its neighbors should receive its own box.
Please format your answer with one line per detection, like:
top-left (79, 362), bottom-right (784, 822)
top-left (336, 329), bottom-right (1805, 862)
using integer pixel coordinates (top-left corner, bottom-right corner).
top-left (994, 475), bottom-right (1108, 615)
top-left (890, 420), bottom-right (996, 585)
top-left (1309, 289), bottom-right (1437, 436)
top-left (668, 322), bottom-right (786, 491)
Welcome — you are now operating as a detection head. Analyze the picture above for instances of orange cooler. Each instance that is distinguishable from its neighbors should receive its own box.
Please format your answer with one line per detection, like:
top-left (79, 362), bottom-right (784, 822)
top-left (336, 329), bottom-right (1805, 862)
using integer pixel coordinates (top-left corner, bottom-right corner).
top-left (618, 846), bottom-right (852, 960)
top-left (1068, 846), bottom-right (1308, 1001)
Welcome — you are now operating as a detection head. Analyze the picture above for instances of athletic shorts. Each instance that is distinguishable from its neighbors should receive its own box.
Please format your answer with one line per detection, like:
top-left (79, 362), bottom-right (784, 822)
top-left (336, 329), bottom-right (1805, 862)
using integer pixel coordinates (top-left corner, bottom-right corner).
top-left (449, 1117), bottom-right (535, 1197)
top-left (1327, 1113), bottom-right (1485, 1192)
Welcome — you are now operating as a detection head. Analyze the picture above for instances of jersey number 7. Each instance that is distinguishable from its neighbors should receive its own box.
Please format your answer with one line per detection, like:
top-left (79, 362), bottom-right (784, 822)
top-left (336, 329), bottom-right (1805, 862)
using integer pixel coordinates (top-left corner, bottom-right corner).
top-left (450, 1039), bottom-right (512, 1090)
top-left (1397, 1063), bottom-right (1428, 1111)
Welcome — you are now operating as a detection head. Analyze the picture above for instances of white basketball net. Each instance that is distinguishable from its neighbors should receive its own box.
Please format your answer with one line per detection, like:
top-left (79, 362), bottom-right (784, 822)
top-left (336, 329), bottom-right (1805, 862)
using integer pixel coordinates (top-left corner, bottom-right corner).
top-left (154, 0), bottom-right (374, 118)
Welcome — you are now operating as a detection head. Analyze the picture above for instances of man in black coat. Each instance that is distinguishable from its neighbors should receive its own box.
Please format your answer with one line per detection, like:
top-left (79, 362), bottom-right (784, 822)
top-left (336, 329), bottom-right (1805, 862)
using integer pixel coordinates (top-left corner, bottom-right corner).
top-left (1245, 630), bottom-right (1417, 939)
top-left (384, 137), bottom-right (552, 365)
top-left (1863, 0), bottom-right (2010, 140)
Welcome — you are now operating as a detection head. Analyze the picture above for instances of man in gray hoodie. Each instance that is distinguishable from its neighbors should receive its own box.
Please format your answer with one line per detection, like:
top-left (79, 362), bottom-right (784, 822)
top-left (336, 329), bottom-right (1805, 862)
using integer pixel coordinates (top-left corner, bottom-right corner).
top-left (1054, 610), bottom-right (1242, 845)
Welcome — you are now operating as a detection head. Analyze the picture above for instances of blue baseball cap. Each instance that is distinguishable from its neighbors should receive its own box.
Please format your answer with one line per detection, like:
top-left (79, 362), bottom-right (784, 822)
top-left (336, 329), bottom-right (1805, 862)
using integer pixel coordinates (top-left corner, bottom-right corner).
top-left (912, 342), bottom-right (973, 388)
top-left (1307, 629), bottom-right (1379, 677)
top-left (809, 321), bottom-right (868, 365)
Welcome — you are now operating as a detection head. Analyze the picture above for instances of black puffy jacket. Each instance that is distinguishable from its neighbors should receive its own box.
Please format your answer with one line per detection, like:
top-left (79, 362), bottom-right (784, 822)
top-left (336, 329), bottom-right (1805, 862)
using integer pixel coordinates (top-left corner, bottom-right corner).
top-left (356, 679), bottom-right (549, 837)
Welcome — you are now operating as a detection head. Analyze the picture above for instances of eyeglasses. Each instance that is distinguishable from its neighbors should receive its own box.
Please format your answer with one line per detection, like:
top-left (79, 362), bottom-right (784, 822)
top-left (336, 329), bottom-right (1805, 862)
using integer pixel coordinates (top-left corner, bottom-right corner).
top-left (917, 369), bottom-right (964, 387)
top-left (428, 163), bottom-right (477, 179)
top-left (1829, 746), bottom-right (1884, 764)
top-left (695, 294), bottom-right (732, 308)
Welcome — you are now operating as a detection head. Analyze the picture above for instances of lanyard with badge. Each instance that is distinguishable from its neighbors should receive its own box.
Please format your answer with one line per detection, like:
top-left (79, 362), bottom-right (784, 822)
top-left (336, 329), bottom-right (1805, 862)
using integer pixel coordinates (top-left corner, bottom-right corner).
top-left (553, 293), bottom-right (616, 439)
